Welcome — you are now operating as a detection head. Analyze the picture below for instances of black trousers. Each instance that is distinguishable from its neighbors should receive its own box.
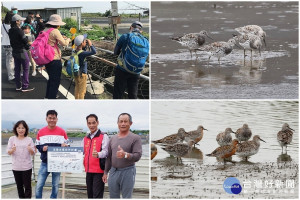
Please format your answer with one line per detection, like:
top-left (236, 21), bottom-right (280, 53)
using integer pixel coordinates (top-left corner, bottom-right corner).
top-left (86, 173), bottom-right (105, 199)
top-left (45, 60), bottom-right (62, 99)
top-left (12, 168), bottom-right (32, 199)
top-left (113, 67), bottom-right (140, 99)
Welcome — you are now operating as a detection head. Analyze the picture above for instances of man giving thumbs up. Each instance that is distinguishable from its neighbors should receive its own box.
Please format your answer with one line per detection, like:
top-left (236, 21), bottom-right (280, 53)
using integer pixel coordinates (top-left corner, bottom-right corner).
top-left (102, 113), bottom-right (142, 198)
top-left (82, 114), bottom-right (109, 199)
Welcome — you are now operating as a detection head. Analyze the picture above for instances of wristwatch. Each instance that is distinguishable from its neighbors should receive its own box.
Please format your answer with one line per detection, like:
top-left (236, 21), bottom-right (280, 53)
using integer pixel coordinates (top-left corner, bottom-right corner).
top-left (124, 152), bottom-right (128, 159)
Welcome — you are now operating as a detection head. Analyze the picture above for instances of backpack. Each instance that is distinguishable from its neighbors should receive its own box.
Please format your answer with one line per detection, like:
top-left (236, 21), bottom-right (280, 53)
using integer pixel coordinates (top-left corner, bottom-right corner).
top-left (66, 50), bottom-right (83, 78)
top-left (117, 32), bottom-right (149, 74)
top-left (30, 28), bottom-right (57, 65)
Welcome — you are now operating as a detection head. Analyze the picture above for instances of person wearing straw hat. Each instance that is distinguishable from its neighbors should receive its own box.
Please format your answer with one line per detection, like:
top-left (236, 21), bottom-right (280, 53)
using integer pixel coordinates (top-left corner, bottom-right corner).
top-left (8, 14), bottom-right (35, 92)
top-left (43, 14), bottom-right (70, 99)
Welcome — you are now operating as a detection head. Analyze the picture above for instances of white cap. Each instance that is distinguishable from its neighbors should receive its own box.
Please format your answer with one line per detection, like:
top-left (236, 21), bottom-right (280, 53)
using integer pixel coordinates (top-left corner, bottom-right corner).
top-left (12, 14), bottom-right (26, 22)
top-left (11, 6), bottom-right (18, 10)
top-left (74, 35), bottom-right (87, 46)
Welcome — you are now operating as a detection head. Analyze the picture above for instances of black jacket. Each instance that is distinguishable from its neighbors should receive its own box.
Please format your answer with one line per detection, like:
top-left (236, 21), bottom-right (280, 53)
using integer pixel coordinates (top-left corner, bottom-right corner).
top-left (8, 27), bottom-right (29, 59)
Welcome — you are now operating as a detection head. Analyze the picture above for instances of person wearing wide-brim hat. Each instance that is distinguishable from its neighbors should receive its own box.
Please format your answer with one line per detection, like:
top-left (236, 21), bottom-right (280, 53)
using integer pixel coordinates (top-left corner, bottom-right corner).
top-left (8, 14), bottom-right (35, 92)
top-left (41, 14), bottom-right (70, 100)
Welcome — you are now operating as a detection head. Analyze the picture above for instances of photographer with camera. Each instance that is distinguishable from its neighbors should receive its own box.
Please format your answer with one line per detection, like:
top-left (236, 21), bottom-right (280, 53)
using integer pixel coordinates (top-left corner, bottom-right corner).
top-left (73, 34), bottom-right (96, 99)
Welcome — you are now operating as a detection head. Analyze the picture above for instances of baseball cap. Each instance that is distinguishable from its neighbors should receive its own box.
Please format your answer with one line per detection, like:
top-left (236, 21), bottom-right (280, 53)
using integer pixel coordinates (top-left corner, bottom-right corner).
top-left (12, 14), bottom-right (26, 22)
top-left (131, 21), bottom-right (143, 29)
top-left (11, 6), bottom-right (18, 10)
top-left (74, 35), bottom-right (87, 46)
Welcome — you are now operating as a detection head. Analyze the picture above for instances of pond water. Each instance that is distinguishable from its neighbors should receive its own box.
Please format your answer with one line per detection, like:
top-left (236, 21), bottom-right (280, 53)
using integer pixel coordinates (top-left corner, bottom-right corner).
top-left (151, 2), bottom-right (298, 99)
top-left (151, 101), bottom-right (299, 198)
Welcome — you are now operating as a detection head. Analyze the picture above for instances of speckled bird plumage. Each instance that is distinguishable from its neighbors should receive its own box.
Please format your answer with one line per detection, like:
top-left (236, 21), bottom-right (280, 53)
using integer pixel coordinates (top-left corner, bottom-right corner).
top-left (235, 124), bottom-right (252, 142)
top-left (236, 135), bottom-right (266, 160)
top-left (152, 128), bottom-right (186, 145)
top-left (216, 128), bottom-right (235, 146)
top-left (184, 125), bottom-right (207, 146)
top-left (277, 123), bottom-right (294, 153)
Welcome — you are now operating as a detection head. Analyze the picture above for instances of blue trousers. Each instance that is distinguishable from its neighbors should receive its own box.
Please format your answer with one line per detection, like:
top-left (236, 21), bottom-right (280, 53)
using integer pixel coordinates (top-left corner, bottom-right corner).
top-left (35, 162), bottom-right (61, 199)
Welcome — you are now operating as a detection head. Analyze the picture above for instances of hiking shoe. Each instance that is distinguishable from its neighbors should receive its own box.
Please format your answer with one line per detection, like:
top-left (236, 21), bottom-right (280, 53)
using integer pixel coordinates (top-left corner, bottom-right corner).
top-left (22, 87), bottom-right (35, 92)
top-left (16, 87), bottom-right (22, 91)
top-left (32, 70), bottom-right (37, 76)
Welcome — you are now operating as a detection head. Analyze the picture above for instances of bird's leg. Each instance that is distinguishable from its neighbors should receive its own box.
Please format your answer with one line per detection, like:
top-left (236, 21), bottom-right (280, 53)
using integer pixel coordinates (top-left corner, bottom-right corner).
top-left (251, 49), bottom-right (253, 60)
top-left (194, 50), bottom-right (199, 60)
top-left (285, 146), bottom-right (288, 154)
top-left (189, 50), bottom-right (193, 59)
top-left (207, 56), bottom-right (211, 66)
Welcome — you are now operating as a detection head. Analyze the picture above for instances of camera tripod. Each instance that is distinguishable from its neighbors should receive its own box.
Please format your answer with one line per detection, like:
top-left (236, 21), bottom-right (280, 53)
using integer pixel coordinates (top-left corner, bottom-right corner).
top-left (66, 71), bottom-right (96, 99)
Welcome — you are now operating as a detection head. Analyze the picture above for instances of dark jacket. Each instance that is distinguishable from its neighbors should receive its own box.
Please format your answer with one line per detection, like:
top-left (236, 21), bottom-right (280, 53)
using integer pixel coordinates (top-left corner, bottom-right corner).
top-left (8, 27), bottom-right (29, 59)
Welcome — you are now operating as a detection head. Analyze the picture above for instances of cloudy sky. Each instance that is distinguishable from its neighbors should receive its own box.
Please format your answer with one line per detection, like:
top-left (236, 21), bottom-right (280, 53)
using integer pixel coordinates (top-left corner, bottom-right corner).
top-left (2, 101), bottom-right (149, 132)
top-left (2, 0), bottom-right (149, 13)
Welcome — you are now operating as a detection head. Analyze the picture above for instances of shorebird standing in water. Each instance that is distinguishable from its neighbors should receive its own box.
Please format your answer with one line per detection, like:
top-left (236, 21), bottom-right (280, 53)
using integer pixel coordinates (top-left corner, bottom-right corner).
top-left (235, 124), bottom-right (252, 143)
top-left (206, 139), bottom-right (239, 165)
top-left (170, 30), bottom-right (213, 59)
top-left (216, 128), bottom-right (236, 146)
top-left (152, 128), bottom-right (186, 145)
top-left (184, 125), bottom-right (208, 147)
top-left (277, 123), bottom-right (294, 154)
top-left (162, 140), bottom-right (195, 164)
top-left (233, 33), bottom-right (263, 60)
top-left (194, 38), bottom-right (238, 65)
top-left (235, 25), bottom-right (267, 47)
top-left (236, 135), bottom-right (266, 161)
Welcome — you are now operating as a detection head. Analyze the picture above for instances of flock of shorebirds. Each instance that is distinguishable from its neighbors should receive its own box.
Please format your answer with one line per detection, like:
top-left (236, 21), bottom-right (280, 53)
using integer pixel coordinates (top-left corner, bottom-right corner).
top-left (170, 25), bottom-right (267, 64)
top-left (151, 123), bottom-right (294, 165)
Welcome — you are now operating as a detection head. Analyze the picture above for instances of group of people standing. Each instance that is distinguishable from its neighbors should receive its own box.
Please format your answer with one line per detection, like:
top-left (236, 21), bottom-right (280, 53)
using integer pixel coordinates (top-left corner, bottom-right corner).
top-left (2, 6), bottom-right (148, 99)
top-left (7, 110), bottom-right (142, 198)
top-left (1, 7), bottom-right (71, 97)
top-left (1, 6), bottom-right (45, 92)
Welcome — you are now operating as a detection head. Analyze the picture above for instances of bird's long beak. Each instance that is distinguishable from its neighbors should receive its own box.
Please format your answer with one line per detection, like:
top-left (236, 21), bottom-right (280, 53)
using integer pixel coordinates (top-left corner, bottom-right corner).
top-left (203, 128), bottom-right (208, 131)
top-left (263, 38), bottom-right (267, 47)
top-left (235, 44), bottom-right (241, 49)
top-left (231, 131), bottom-right (236, 134)
top-left (289, 127), bottom-right (295, 131)
top-left (206, 34), bottom-right (213, 40)
top-left (259, 137), bottom-right (266, 143)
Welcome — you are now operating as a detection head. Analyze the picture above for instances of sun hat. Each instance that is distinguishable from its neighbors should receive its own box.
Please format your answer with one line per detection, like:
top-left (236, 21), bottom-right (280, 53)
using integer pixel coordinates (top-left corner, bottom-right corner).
top-left (12, 14), bottom-right (26, 22)
top-left (46, 14), bottom-right (66, 26)
top-left (131, 21), bottom-right (143, 29)
top-left (74, 35), bottom-right (87, 46)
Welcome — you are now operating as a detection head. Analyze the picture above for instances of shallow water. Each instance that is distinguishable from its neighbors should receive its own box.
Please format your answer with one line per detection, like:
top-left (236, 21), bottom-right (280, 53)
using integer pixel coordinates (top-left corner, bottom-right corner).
top-left (151, 101), bottom-right (299, 198)
top-left (151, 2), bottom-right (299, 99)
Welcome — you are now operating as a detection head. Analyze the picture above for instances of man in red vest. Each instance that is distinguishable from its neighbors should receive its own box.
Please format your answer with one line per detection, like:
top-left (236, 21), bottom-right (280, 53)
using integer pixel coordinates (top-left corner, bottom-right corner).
top-left (82, 114), bottom-right (109, 198)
